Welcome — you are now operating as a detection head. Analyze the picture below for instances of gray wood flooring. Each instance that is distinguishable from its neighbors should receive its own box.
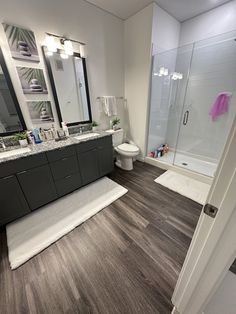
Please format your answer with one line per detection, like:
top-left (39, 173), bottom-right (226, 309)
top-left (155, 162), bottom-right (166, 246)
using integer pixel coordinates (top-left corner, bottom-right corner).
top-left (0, 162), bottom-right (202, 314)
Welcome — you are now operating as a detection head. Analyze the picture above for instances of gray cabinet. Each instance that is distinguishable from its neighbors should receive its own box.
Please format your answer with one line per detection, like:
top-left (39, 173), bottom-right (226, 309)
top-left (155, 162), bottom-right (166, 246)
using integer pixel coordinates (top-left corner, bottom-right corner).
top-left (76, 135), bottom-right (113, 185)
top-left (17, 164), bottom-right (57, 210)
top-left (0, 134), bottom-right (113, 225)
top-left (50, 155), bottom-right (79, 181)
top-left (77, 148), bottom-right (100, 185)
top-left (48, 145), bottom-right (82, 196)
top-left (0, 175), bottom-right (30, 225)
top-left (97, 137), bottom-right (114, 176)
top-left (55, 173), bottom-right (82, 197)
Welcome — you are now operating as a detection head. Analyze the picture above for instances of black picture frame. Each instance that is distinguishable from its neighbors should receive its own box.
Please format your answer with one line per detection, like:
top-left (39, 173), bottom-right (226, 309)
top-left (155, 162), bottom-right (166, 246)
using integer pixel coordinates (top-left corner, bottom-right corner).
top-left (42, 46), bottom-right (92, 127)
top-left (0, 46), bottom-right (27, 136)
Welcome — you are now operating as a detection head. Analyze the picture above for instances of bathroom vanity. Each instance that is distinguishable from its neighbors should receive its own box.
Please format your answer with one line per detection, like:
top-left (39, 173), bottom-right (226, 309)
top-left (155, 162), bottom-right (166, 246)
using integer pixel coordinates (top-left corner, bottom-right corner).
top-left (0, 133), bottom-right (113, 226)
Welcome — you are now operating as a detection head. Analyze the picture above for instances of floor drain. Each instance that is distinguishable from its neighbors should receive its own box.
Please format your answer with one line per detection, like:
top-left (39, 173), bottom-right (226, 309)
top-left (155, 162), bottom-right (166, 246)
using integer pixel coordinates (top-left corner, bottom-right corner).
top-left (182, 162), bottom-right (188, 166)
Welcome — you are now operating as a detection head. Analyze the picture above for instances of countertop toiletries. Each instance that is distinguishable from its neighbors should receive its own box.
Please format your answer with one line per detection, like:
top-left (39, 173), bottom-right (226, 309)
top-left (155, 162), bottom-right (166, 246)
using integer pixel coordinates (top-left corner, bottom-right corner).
top-left (51, 125), bottom-right (57, 140)
top-left (32, 128), bottom-right (42, 144)
top-left (26, 131), bottom-right (34, 145)
top-left (62, 122), bottom-right (69, 137)
top-left (39, 128), bottom-right (47, 142)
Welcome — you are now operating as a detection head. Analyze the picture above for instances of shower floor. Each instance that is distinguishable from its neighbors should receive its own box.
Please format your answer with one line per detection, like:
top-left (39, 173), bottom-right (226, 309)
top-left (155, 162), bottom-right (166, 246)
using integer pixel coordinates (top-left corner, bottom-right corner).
top-left (156, 151), bottom-right (217, 177)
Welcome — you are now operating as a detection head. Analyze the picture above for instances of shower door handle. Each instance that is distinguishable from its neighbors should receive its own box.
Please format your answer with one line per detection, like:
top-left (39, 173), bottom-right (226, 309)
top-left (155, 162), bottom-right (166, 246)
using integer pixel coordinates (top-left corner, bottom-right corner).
top-left (183, 110), bottom-right (189, 125)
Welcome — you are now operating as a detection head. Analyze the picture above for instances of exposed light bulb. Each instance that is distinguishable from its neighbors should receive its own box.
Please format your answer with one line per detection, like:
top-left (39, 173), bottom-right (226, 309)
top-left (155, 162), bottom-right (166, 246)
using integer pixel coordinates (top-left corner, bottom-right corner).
top-left (79, 44), bottom-right (86, 58)
top-left (60, 52), bottom-right (68, 59)
top-left (159, 67), bottom-right (165, 76)
top-left (46, 51), bottom-right (53, 56)
top-left (64, 39), bottom-right (74, 56)
top-left (46, 35), bottom-right (57, 53)
top-left (163, 68), bottom-right (169, 76)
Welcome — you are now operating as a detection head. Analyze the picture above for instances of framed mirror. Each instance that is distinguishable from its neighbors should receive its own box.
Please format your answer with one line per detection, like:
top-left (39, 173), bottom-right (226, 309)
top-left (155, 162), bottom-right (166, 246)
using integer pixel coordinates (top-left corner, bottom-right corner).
top-left (43, 47), bottom-right (92, 126)
top-left (0, 47), bottom-right (26, 136)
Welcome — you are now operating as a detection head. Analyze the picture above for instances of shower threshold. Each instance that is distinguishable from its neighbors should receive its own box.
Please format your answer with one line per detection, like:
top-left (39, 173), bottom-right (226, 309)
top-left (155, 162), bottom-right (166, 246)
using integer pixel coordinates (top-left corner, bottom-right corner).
top-left (146, 151), bottom-right (217, 178)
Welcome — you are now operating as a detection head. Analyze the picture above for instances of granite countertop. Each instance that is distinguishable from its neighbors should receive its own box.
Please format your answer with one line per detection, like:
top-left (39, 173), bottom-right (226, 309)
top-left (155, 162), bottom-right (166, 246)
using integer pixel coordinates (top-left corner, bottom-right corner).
top-left (0, 131), bottom-right (110, 164)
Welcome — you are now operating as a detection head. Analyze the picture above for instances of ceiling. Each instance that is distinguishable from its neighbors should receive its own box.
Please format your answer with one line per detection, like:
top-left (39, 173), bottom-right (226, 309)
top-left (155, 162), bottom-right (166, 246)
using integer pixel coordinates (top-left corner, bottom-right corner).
top-left (85, 0), bottom-right (231, 21)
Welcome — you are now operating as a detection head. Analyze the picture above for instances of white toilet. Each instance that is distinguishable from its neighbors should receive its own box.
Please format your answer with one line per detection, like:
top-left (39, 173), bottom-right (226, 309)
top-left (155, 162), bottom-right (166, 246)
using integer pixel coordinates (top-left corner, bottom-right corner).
top-left (106, 129), bottom-right (139, 171)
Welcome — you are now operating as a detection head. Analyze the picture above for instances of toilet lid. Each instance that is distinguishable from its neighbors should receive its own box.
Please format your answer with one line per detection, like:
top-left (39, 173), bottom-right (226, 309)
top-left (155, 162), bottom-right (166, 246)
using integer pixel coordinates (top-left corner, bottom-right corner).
top-left (117, 143), bottom-right (139, 153)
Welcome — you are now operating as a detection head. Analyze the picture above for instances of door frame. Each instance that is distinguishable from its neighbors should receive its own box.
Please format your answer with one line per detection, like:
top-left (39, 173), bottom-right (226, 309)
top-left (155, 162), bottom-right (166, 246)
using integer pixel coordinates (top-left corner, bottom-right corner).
top-left (171, 115), bottom-right (236, 314)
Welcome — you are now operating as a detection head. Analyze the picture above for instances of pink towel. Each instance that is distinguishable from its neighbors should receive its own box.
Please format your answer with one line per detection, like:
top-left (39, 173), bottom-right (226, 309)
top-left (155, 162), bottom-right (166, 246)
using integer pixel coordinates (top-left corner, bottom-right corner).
top-left (209, 92), bottom-right (232, 121)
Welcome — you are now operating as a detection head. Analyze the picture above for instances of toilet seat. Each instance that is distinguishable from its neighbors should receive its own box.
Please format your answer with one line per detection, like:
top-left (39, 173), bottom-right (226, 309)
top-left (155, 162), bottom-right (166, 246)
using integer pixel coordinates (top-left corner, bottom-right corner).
top-left (116, 143), bottom-right (139, 154)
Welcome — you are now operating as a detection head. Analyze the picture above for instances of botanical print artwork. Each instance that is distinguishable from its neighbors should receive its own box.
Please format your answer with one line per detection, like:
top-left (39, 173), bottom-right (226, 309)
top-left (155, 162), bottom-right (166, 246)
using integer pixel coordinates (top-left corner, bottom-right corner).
top-left (27, 101), bottom-right (54, 127)
top-left (3, 23), bottom-right (39, 62)
top-left (17, 67), bottom-right (48, 94)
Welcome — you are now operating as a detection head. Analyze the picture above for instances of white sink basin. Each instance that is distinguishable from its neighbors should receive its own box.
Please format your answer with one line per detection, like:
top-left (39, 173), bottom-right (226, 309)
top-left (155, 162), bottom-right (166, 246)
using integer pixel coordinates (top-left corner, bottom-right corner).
top-left (0, 147), bottom-right (31, 160)
top-left (73, 133), bottom-right (100, 140)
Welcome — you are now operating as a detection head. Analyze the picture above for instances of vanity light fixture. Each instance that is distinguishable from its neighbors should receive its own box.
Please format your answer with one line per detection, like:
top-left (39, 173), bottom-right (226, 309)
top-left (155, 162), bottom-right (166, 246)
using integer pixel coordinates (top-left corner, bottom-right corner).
top-left (171, 72), bottom-right (183, 80)
top-left (61, 39), bottom-right (74, 56)
top-left (45, 32), bottom-right (86, 59)
top-left (154, 66), bottom-right (169, 77)
top-left (60, 52), bottom-right (69, 59)
top-left (79, 44), bottom-right (86, 58)
top-left (45, 35), bottom-right (57, 55)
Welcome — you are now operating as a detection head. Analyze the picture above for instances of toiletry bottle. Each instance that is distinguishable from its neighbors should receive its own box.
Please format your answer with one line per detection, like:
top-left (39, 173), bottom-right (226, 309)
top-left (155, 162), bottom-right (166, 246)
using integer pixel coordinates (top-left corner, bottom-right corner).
top-left (51, 124), bottom-right (57, 139)
top-left (39, 128), bottom-right (46, 142)
top-left (26, 131), bottom-right (33, 145)
top-left (32, 128), bottom-right (42, 144)
top-left (62, 122), bottom-right (69, 137)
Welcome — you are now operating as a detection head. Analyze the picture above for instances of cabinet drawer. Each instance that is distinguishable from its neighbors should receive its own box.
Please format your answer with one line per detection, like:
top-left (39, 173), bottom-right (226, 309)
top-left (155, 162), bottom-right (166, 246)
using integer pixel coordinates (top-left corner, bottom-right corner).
top-left (46, 145), bottom-right (76, 162)
top-left (77, 148), bottom-right (100, 185)
top-left (76, 138), bottom-right (98, 153)
top-left (0, 153), bottom-right (47, 178)
top-left (50, 155), bottom-right (79, 181)
top-left (55, 173), bottom-right (82, 197)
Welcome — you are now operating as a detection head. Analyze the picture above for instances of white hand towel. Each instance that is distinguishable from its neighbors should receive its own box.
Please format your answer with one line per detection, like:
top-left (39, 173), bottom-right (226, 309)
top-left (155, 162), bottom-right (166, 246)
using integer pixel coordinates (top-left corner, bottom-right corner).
top-left (103, 96), bottom-right (117, 117)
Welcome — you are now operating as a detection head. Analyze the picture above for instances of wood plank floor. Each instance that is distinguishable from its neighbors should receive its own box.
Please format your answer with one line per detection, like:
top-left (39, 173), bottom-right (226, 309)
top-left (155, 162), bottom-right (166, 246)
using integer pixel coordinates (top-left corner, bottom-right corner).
top-left (0, 162), bottom-right (202, 314)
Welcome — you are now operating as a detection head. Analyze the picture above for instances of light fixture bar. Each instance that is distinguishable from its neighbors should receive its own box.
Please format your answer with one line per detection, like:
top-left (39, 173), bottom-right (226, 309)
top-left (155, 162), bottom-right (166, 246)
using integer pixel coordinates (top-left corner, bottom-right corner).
top-left (45, 32), bottom-right (85, 46)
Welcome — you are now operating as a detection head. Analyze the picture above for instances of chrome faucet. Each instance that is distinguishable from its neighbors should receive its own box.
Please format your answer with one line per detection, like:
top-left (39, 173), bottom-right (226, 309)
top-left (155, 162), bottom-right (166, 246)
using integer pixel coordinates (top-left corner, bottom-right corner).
top-left (0, 137), bottom-right (6, 150)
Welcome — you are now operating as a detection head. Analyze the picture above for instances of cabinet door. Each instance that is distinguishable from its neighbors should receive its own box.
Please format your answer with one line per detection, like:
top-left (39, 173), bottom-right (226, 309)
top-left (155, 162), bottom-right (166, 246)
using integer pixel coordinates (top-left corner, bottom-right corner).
top-left (77, 148), bottom-right (99, 185)
top-left (0, 175), bottom-right (30, 226)
top-left (17, 165), bottom-right (57, 210)
top-left (98, 146), bottom-right (114, 177)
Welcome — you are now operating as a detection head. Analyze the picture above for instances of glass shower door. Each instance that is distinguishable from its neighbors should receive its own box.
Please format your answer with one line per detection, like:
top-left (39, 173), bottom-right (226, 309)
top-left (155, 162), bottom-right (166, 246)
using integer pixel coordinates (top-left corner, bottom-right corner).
top-left (174, 31), bottom-right (236, 177)
top-left (147, 44), bottom-right (193, 164)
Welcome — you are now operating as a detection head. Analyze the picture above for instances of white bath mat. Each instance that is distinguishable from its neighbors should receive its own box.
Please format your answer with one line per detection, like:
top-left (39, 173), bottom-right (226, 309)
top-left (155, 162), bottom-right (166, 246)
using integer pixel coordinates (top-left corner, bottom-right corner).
top-left (154, 170), bottom-right (210, 205)
top-left (7, 177), bottom-right (127, 269)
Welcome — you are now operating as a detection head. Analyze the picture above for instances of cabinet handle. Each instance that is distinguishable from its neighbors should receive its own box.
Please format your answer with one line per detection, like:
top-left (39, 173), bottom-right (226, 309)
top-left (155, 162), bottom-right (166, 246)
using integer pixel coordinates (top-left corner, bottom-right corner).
top-left (65, 175), bottom-right (72, 179)
top-left (18, 170), bottom-right (27, 175)
top-left (3, 175), bottom-right (14, 180)
top-left (62, 157), bottom-right (68, 161)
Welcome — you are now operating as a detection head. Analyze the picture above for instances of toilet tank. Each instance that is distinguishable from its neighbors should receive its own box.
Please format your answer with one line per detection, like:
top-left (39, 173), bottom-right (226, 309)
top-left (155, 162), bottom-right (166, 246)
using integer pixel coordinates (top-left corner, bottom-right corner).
top-left (106, 129), bottom-right (124, 147)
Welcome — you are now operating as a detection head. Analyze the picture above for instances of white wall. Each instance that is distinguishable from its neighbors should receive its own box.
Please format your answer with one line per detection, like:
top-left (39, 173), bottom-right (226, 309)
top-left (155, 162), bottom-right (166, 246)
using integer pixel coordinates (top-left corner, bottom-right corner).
top-left (180, 0), bottom-right (236, 46)
top-left (0, 0), bottom-right (124, 130)
top-left (152, 4), bottom-right (180, 54)
top-left (124, 4), bottom-right (154, 156)
top-left (204, 271), bottom-right (236, 314)
top-left (125, 3), bottom-right (180, 157)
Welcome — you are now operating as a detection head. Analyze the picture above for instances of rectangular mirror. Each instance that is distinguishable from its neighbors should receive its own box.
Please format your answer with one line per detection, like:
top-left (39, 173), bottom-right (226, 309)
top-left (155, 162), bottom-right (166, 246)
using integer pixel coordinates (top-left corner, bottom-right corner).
top-left (0, 47), bottom-right (26, 136)
top-left (43, 47), bottom-right (92, 126)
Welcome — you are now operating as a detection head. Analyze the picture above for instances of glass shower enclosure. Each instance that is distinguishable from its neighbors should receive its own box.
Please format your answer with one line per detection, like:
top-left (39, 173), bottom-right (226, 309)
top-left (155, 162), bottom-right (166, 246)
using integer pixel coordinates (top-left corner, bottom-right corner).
top-left (147, 31), bottom-right (236, 177)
